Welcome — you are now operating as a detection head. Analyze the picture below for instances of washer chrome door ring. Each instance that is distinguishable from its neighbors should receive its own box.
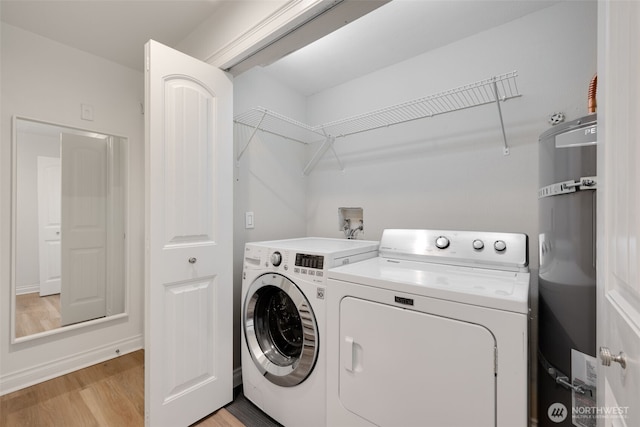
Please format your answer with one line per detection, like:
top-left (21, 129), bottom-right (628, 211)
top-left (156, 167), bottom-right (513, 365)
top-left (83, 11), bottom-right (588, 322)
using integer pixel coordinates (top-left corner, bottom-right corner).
top-left (243, 273), bottom-right (319, 387)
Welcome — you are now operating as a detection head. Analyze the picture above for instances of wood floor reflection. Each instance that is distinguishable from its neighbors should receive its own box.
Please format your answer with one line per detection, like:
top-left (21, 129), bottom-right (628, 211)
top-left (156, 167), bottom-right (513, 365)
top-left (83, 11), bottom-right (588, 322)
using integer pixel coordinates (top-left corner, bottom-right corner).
top-left (15, 293), bottom-right (61, 337)
top-left (0, 350), bottom-right (245, 427)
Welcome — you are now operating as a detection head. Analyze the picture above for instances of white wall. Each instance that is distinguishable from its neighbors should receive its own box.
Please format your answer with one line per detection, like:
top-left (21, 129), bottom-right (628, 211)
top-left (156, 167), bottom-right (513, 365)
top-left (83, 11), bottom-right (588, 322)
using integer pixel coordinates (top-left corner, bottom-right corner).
top-left (231, 3), bottom-right (597, 382)
top-left (232, 66), bottom-right (309, 368)
top-left (0, 0), bottom-right (597, 391)
top-left (0, 24), bottom-right (144, 393)
top-left (304, 1), bottom-right (597, 269)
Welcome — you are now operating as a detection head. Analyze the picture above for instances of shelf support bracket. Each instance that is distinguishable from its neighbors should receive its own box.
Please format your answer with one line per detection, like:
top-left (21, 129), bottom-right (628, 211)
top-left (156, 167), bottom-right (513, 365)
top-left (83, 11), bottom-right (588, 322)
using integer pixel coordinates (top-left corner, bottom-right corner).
top-left (303, 136), bottom-right (342, 175)
top-left (329, 143), bottom-right (344, 172)
top-left (492, 81), bottom-right (510, 156)
top-left (236, 110), bottom-right (267, 162)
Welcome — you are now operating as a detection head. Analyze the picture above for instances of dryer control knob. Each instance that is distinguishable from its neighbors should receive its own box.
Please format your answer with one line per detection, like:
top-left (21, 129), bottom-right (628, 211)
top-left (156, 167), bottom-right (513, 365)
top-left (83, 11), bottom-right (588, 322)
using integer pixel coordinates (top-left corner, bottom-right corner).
top-left (472, 239), bottom-right (485, 250)
top-left (435, 236), bottom-right (450, 249)
top-left (270, 251), bottom-right (282, 266)
top-left (494, 240), bottom-right (507, 252)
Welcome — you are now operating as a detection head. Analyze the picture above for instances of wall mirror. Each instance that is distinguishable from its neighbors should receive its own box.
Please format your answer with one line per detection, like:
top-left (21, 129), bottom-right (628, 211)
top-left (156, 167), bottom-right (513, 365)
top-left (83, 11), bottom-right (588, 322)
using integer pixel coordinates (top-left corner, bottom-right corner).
top-left (11, 116), bottom-right (128, 341)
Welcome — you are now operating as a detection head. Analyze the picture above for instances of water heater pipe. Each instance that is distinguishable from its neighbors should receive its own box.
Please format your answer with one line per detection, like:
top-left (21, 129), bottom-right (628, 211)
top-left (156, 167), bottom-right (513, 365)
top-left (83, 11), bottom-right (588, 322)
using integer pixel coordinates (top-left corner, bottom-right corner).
top-left (588, 74), bottom-right (598, 113)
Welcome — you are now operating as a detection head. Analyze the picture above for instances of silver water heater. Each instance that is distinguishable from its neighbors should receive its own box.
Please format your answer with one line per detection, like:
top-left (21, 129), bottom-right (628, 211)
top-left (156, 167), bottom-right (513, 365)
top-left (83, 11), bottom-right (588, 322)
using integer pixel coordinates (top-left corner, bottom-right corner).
top-left (538, 114), bottom-right (597, 427)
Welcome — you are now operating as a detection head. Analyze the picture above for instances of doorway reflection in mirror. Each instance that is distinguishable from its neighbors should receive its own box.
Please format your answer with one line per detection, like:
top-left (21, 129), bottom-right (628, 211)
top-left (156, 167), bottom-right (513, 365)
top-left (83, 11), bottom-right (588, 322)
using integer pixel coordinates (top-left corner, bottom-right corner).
top-left (13, 117), bottom-right (127, 339)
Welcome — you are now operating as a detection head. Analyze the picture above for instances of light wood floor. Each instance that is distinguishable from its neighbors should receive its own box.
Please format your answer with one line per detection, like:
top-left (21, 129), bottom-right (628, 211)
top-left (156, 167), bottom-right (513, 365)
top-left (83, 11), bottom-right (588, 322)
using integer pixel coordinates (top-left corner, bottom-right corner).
top-left (0, 350), bottom-right (244, 427)
top-left (15, 293), bottom-right (62, 338)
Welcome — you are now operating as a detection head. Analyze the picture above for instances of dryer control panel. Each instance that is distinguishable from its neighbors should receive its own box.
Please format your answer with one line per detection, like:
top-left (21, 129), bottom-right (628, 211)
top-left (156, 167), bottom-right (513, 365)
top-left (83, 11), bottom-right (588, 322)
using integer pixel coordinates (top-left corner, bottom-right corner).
top-left (378, 229), bottom-right (528, 272)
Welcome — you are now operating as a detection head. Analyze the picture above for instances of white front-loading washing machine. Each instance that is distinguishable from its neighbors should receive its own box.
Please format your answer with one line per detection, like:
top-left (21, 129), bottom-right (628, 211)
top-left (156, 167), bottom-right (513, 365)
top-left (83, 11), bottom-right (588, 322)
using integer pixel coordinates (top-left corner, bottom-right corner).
top-left (241, 237), bottom-right (379, 427)
top-left (326, 229), bottom-right (530, 427)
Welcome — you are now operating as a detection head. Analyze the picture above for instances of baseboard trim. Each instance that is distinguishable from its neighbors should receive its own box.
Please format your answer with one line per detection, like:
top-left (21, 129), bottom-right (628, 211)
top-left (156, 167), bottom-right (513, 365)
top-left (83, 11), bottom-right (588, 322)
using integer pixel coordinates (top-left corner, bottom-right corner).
top-left (0, 334), bottom-right (143, 396)
top-left (15, 286), bottom-right (40, 295)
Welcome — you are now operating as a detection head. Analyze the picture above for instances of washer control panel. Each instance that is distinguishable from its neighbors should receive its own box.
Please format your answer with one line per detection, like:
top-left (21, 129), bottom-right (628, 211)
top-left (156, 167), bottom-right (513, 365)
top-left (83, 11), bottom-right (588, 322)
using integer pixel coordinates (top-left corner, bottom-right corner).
top-left (295, 253), bottom-right (325, 270)
top-left (270, 251), bottom-right (283, 267)
top-left (292, 253), bottom-right (326, 278)
top-left (244, 247), bottom-right (331, 281)
top-left (378, 229), bottom-right (528, 271)
top-left (244, 238), bottom-right (379, 282)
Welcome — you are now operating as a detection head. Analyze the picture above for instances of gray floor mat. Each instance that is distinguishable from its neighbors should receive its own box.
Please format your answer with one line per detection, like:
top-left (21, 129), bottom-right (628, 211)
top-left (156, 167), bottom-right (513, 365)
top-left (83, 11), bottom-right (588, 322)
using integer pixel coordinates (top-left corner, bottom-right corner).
top-left (225, 388), bottom-right (283, 427)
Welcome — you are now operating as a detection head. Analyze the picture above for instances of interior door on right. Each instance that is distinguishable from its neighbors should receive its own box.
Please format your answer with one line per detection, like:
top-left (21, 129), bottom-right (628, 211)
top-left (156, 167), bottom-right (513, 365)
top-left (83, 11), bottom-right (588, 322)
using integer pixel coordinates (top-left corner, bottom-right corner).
top-left (597, 2), bottom-right (640, 426)
top-left (339, 297), bottom-right (496, 427)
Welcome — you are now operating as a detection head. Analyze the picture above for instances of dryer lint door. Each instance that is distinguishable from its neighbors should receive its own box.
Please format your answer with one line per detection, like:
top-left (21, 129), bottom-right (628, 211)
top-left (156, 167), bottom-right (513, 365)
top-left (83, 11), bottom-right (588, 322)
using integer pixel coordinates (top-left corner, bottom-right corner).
top-left (243, 273), bottom-right (319, 387)
top-left (339, 297), bottom-right (496, 427)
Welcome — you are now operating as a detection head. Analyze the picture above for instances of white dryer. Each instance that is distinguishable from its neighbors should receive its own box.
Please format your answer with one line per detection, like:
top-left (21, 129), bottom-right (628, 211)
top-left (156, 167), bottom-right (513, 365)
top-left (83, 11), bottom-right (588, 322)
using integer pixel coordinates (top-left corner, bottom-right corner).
top-left (241, 237), bottom-right (379, 427)
top-left (326, 229), bottom-right (530, 427)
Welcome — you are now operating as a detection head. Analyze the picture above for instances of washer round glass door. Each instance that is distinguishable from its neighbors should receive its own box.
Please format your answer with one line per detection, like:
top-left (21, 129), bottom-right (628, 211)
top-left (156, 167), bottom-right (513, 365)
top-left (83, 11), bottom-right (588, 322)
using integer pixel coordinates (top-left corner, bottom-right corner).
top-left (243, 273), bottom-right (319, 387)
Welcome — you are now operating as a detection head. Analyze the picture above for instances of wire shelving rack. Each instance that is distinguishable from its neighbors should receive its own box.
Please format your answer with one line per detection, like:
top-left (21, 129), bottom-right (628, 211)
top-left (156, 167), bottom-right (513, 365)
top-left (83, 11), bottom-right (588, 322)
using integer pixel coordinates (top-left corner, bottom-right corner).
top-left (234, 71), bottom-right (521, 174)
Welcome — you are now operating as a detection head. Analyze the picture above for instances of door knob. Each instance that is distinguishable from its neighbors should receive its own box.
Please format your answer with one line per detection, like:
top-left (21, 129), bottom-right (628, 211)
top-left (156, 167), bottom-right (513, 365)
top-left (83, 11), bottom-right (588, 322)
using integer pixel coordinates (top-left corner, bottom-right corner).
top-left (188, 257), bottom-right (197, 264)
top-left (599, 347), bottom-right (626, 369)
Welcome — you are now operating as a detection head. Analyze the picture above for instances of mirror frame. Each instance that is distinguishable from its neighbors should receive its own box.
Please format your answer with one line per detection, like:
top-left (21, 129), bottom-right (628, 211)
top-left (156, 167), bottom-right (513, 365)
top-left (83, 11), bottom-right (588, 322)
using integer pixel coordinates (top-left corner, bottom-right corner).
top-left (10, 115), bottom-right (130, 343)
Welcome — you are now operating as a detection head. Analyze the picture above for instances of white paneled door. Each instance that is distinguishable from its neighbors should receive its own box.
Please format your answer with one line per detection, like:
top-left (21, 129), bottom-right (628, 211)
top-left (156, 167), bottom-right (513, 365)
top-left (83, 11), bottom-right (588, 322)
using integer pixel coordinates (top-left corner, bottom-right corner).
top-left (597, 2), bottom-right (640, 427)
top-left (37, 156), bottom-right (61, 297)
top-left (60, 133), bottom-right (108, 326)
top-left (144, 40), bottom-right (233, 427)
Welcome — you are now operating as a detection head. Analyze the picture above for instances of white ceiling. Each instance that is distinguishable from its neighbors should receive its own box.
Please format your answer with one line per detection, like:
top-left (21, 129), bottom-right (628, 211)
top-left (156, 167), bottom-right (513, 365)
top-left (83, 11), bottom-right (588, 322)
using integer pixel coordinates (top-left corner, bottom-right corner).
top-left (0, 0), bottom-right (224, 71)
top-left (1, 0), bottom-right (559, 96)
top-left (263, 0), bottom-right (560, 95)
